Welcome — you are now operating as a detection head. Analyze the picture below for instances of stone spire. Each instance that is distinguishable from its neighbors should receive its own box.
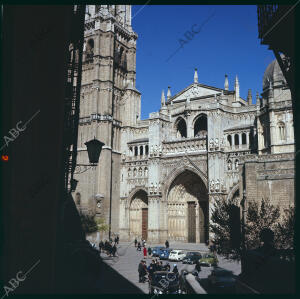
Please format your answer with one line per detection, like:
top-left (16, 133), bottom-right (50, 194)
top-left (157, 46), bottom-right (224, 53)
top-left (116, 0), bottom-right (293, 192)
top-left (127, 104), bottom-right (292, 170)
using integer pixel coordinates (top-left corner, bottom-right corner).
top-left (247, 89), bottom-right (252, 105)
top-left (161, 90), bottom-right (166, 106)
top-left (194, 68), bottom-right (198, 83)
top-left (167, 86), bottom-right (171, 100)
top-left (224, 74), bottom-right (229, 90)
top-left (256, 91), bottom-right (260, 107)
top-left (234, 75), bottom-right (240, 101)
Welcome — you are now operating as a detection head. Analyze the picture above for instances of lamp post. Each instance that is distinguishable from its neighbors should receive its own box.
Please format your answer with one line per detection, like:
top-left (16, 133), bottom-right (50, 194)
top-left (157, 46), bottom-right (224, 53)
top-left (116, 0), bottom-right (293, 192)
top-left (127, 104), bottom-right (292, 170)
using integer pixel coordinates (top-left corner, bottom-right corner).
top-left (73, 137), bottom-right (105, 175)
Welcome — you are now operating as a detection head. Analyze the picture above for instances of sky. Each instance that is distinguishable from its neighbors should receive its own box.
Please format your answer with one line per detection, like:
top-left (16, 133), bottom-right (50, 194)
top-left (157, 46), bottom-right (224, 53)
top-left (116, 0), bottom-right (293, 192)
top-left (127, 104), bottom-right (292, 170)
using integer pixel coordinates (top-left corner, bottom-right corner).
top-left (131, 5), bottom-right (275, 119)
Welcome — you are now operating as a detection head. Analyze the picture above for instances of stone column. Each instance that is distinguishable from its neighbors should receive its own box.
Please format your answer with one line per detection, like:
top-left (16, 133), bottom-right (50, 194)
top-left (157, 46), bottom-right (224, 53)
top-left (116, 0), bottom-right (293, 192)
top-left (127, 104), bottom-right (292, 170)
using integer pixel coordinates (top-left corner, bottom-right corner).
top-left (231, 134), bottom-right (235, 150)
top-left (148, 196), bottom-right (161, 243)
top-left (239, 133), bottom-right (242, 149)
top-left (246, 132), bottom-right (250, 148)
top-left (119, 198), bottom-right (130, 241)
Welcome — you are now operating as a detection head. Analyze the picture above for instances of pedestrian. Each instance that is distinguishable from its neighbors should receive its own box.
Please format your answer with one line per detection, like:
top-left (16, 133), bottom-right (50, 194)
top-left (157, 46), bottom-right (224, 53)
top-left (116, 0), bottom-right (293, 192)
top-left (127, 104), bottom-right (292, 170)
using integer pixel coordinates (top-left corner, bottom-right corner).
top-left (165, 262), bottom-right (170, 271)
top-left (137, 242), bottom-right (142, 251)
top-left (148, 260), bottom-right (155, 281)
top-left (147, 246), bottom-right (152, 256)
top-left (165, 240), bottom-right (169, 248)
top-left (143, 246), bottom-right (147, 258)
top-left (99, 240), bottom-right (104, 254)
top-left (112, 243), bottom-right (117, 257)
top-left (116, 235), bottom-right (119, 244)
top-left (141, 261), bottom-right (148, 282)
top-left (172, 264), bottom-right (178, 275)
top-left (114, 236), bottom-right (118, 244)
top-left (195, 259), bottom-right (201, 272)
top-left (159, 261), bottom-right (163, 271)
top-left (138, 260), bottom-right (144, 282)
top-left (134, 238), bottom-right (137, 247)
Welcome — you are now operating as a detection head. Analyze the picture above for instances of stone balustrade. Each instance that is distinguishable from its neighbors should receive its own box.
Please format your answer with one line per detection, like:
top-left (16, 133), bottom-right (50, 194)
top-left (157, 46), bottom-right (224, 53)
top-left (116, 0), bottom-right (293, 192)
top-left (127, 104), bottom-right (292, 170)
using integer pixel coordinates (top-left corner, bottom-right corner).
top-left (162, 137), bottom-right (207, 155)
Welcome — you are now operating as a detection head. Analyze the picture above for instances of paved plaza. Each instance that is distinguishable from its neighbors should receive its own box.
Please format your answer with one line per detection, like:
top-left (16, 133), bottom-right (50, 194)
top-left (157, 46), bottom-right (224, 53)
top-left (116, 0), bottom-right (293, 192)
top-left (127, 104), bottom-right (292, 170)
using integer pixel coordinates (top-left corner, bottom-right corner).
top-left (101, 242), bottom-right (241, 294)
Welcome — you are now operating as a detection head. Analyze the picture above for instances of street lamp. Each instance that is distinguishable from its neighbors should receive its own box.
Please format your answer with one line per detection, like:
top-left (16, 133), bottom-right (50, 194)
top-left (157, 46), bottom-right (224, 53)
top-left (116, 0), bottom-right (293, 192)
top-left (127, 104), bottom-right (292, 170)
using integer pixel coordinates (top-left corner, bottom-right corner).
top-left (74, 137), bottom-right (105, 174)
top-left (85, 138), bottom-right (105, 164)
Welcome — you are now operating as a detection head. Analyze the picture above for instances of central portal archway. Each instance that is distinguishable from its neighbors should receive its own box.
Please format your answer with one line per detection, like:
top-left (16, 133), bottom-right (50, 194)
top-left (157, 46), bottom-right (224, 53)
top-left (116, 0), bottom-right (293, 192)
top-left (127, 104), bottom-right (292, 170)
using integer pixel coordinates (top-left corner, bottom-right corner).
top-left (129, 190), bottom-right (148, 240)
top-left (167, 170), bottom-right (208, 243)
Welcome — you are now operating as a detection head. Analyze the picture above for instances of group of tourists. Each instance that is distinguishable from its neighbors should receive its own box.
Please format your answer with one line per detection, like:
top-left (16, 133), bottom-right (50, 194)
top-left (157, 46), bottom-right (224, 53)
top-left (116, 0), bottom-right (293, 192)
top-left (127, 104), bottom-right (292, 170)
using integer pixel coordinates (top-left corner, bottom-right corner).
top-left (138, 259), bottom-right (178, 283)
top-left (98, 238), bottom-right (118, 257)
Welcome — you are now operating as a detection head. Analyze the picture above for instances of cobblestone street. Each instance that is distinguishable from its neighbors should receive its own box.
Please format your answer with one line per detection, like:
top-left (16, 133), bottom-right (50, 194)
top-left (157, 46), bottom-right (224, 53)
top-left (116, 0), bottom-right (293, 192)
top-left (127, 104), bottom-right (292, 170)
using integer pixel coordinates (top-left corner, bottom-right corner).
top-left (101, 242), bottom-right (241, 293)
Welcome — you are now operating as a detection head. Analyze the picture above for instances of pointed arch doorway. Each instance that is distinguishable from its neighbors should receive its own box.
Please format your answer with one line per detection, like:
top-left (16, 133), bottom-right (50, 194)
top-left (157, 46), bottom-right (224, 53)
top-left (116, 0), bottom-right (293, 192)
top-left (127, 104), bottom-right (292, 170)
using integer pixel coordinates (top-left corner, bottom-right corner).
top-left (167, 170), bottom-right (208, 243)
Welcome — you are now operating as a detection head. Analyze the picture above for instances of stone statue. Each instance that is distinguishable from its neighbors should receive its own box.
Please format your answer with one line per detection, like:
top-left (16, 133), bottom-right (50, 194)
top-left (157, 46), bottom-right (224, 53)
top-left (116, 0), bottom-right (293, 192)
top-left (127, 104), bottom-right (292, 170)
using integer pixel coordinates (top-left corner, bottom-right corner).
top-left (209, 138), bottom-right (214, 150)
top-left (215, 179), bottom-right (220, 192)
top-left (210, 179), bottom-right (215, 192)
top-left (214, 138), bottom-right (219, 149)
top-left (235, 159), bottom-right (239, 170)
top-left (228, 160), bottom-right (232, 170)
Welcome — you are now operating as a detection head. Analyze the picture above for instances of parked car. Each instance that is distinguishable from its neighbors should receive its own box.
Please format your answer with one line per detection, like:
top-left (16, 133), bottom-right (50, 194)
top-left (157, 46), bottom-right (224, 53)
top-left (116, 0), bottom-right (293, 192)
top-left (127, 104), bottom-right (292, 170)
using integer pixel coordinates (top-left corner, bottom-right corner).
top-left (152, 246), bottom-right (165, 257)
top-left (159, 248), bottom-right (173, 260)
top-left (182, 252), bottom-right (202, 264)
top-left (169, 250), bottom-right (186, 261)
top-left (208, 268), bottom-right (236, 293)
top-left (149, 271), bottom-right (182, 294)
top-left (199, 253), bottom-right (218, 267)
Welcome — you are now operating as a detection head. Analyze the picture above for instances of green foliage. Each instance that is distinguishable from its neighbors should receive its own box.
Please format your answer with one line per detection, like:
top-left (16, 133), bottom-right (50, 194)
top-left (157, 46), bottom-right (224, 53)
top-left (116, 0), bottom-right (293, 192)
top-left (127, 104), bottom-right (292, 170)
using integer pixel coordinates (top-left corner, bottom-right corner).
top-left (210, 196), bottom-right (241, 260)
top-left (245, 198), bottom-right (280, 250)
top-left (79, 212), bottom-right (98, 233)
top-left (275, 207), bottom-right (295, 250)
top-left (96, 218), bottom-right (109, 232)
top-left (210, 197), bottom-right (294, 261)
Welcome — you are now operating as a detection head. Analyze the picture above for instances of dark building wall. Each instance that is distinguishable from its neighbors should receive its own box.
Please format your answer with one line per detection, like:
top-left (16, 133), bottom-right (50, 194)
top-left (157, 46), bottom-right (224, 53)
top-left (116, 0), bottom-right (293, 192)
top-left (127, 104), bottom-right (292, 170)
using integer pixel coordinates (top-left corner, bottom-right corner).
top-left (0, 5), bottom-right (74, 293)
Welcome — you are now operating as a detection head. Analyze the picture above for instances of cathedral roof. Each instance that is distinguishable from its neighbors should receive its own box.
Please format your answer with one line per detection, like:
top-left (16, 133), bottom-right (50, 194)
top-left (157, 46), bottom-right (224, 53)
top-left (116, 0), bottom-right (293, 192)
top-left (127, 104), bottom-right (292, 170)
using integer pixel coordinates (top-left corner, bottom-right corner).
top-left (262, 58), bottom-right (286, 91)
top-left (167, 82), bottom-right (231, 103)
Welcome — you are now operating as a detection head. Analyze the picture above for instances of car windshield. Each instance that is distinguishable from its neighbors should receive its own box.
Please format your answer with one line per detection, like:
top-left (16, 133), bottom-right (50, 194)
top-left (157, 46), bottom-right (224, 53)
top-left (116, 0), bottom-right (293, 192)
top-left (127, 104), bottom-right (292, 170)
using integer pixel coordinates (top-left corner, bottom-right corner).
top-left (203, 254), bottom-right (214, 258)
top-left (170, 251), bottom-right (177, 254)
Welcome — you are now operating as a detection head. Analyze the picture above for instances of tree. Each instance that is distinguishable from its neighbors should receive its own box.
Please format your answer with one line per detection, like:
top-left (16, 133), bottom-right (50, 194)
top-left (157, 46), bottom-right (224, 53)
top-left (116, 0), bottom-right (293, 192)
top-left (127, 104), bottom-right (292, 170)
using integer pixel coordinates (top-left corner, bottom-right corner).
top-left (210, 196), bottom-right (242, 260)
top-left (96, 218), bottom-right (109, 236)
top-left (245, 198), bottom-right (280, 250)
top-left (275, 206), bottom-right (295, 250)
top-left (79, 212), bottom-right (98, 234)
top-left (210, 197), bottom-right (290, 260)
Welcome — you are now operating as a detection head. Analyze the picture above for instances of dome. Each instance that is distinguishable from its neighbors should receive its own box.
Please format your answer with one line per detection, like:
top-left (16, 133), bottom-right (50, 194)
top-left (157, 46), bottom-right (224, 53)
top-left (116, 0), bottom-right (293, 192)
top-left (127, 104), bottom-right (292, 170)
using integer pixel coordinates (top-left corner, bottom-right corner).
top-left (262, 59), bottom-right (286, 91)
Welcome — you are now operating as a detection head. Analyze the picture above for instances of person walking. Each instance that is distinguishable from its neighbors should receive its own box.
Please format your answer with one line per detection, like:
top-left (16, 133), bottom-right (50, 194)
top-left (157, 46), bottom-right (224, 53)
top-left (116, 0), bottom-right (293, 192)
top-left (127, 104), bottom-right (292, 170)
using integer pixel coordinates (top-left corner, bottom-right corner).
top-left (134, 238), bottom-right (137, 247)
top-left (141, 261), bottom-right (148, 282)
top-left (137, 242), bottom-right (142, 251)
top-left (165, 240), bottom-right (169, 248)
top-left (99, 240), bottom-right (104, 254)
top-left (112, 243), bottom-right (117, 257)
top-left (172, 264), bottom-right (179, 275)
top-left (116, 235), bottom-right (119, 245)
top-left (147, 246), bottom-right (152, 257)
top-left (143, 246), bottom-right (147, 259)
top-left (195, 259), bottom-right (201, 272)
top-left (138, 260), bottom-right (144, 283)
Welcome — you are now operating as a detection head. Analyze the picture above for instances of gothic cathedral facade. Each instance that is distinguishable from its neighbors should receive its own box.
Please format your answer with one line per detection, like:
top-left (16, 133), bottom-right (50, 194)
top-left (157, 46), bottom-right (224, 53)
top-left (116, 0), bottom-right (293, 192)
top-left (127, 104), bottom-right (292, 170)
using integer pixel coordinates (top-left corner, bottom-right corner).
top-left (74, 5), bottom-right (295, 243)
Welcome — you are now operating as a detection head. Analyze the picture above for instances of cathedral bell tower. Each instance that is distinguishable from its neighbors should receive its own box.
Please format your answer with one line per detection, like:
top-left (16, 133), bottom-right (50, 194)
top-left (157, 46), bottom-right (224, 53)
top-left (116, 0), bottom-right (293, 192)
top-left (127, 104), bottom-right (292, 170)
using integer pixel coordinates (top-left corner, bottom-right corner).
top-left (75, 5), bottom-right (139, 237)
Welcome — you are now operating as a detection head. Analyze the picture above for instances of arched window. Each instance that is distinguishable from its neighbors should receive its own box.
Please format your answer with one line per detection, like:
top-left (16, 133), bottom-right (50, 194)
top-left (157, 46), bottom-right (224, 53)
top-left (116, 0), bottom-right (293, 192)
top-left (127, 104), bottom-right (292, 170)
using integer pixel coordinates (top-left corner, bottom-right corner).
top-left (140, 146), bottom-right (143, 156)
top-left (176, 117), bottom-right (187, 138)
top-left (145, 145), bottom-right (149, 155)
top-left (134, 146), bottom-right (138, 156)
top-left (194, 114), bottom-right (207, 137)
top-left (234, 134), bottom-right (239, 146)
top-left (227, 135), bottom-right (232, 147)
top-left (278, 122), bottom-right (286, 141)
top-left (242, 133), bottom-right (247, 144)
top-left (86, 39), bottom-right (94, 62)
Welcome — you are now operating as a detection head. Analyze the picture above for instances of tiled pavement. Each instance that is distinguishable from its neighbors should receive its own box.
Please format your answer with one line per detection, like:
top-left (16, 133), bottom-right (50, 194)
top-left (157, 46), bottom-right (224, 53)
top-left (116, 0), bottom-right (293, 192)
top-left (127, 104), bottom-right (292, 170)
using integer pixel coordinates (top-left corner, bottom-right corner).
top-left (101, 242), bottom-right (241, 294)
